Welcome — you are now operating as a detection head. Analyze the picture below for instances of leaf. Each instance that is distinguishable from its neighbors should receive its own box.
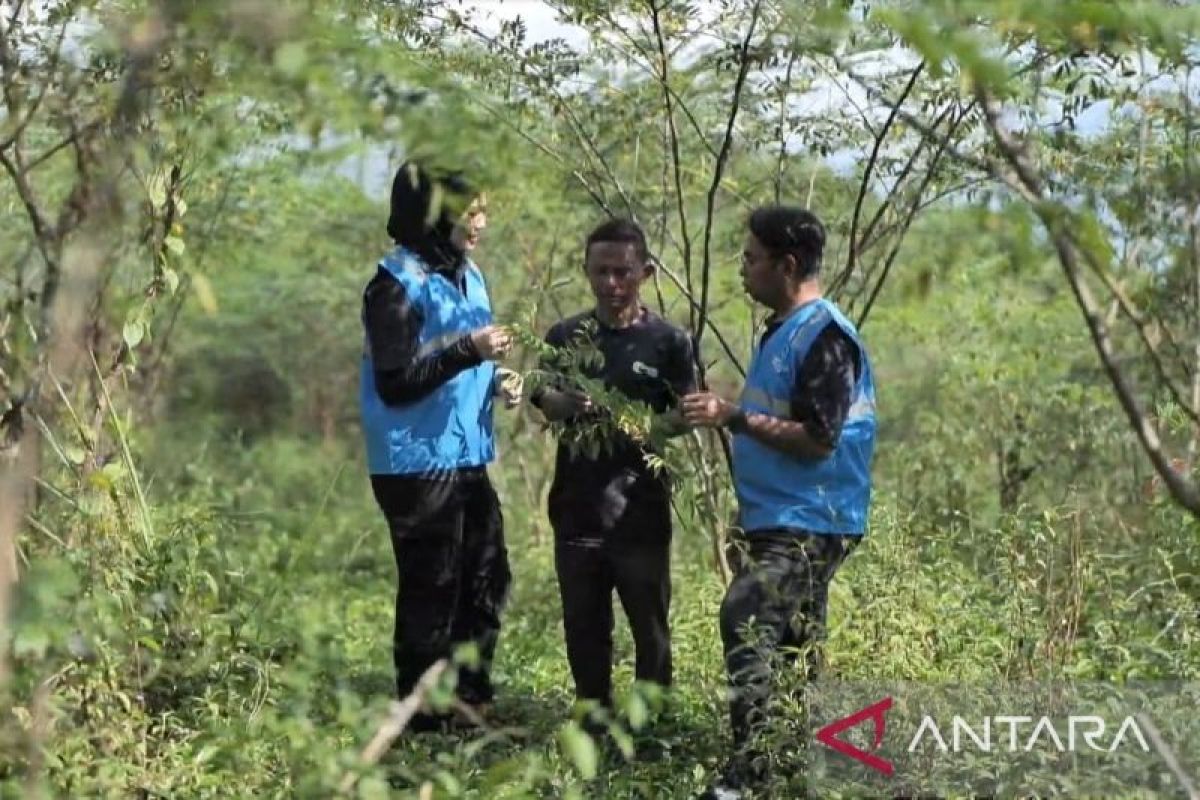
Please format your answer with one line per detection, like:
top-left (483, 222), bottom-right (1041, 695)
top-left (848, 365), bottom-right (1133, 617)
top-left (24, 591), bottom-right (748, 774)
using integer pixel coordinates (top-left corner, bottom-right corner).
top-left (138, 634), bottom-right (163, 653)
top-left (357, 776), bottom-right (390, 800)
top-left (165, 235), bottom-right (186, 256)
top-left (453, 640), bottom-right (481, 669)
top-left (609, 725), bottom-right (635, 759)
top-left (162, 266), bottom-right (180, 295)
top-left (123, 318), bottom-right (146, 350)
top-left (192, 273), bottom-right (219, 315)
top-left (13, 628), bottom-right (50, 659)
top-left (193, 745), bottom-right (218, 766)
top-left (64, 444), bottom-right (87, 466)
top-left (1075, 212), bottom-right (1116, 267)
top-left (625, 691), bottom-right (649, 730)
top-left (87, 467), bottom-right (112, 491)
top-left (147, 171), bottom-right (168, 210)
top-left (274, 42), bottom-right (307, 78)
top-left (558, 722), bottom-right (598, 780)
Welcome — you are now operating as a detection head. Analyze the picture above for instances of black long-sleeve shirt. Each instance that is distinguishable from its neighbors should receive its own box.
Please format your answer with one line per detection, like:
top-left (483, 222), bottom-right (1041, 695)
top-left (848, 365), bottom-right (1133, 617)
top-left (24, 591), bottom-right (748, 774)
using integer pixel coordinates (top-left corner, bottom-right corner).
top-left (534, 308), bottom-right (698, 543)
top-left (362, 264), bottom-right (482, 406)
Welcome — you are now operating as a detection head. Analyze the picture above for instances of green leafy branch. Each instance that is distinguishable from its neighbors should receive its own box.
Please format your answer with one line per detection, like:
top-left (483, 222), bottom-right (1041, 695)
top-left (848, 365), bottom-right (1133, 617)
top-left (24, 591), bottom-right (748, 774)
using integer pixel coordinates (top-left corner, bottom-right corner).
top-left (504, 309), bottom-right (683, 478)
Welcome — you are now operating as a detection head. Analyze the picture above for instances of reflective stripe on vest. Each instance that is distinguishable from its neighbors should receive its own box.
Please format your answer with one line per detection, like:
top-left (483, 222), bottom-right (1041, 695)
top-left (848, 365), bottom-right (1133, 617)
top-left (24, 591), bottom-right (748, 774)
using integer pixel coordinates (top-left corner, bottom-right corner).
top-left (741, 386), bottom-right (791, 418)
top-left (416, 330), bottom-right (466, 359)
top-left (847, 395), bottom-right (875, 421)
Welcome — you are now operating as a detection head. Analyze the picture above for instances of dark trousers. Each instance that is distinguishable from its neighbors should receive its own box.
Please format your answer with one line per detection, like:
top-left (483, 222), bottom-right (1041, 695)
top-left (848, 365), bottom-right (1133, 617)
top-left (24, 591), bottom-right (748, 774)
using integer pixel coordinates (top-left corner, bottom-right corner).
top-left (371, 469), bottom-right (511, 705)
top-left (554, 536), bottom-right (672, 706)
top-left (719, 530), bottom-right (857, 750)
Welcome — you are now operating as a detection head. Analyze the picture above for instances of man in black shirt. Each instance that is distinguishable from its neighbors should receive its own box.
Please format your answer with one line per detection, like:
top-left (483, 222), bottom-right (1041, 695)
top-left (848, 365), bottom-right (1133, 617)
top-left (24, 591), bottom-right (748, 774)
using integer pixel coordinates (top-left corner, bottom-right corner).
top-left (532, 219), bottom-right (697, 726)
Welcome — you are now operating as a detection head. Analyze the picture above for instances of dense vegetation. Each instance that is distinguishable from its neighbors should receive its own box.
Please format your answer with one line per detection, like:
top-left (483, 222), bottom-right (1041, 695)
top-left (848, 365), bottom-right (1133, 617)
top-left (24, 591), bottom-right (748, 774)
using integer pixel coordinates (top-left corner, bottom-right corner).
top-left (1, 1), bottom-right (1197, 797)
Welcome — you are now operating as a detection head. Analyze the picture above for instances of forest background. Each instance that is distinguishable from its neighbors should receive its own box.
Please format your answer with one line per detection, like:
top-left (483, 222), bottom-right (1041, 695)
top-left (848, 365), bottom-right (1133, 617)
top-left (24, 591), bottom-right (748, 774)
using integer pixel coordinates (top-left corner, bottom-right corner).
top-left (0, 0), bottom-right (1198, 797)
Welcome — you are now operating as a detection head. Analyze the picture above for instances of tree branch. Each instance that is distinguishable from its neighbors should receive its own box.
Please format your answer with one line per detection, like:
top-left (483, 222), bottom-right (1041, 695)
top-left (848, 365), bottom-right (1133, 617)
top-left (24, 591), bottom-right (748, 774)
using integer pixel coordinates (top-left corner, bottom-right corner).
top-left (857, 176), bottom-right (991, 253)
top-left (977, 89), bottom-right (1200, 515)
top-left (1082, 253), bottom-right (1200, 427)
top-left (339, 660), bottom-right (449, 794)
top-left (855, 105), bottom-right (965, 328)
top-left (841, 61), bottom-right (992, 175)
top-left (858, 101), bottom-right (968, 259)
top-left (23, 120), bottom-right (102, 173)
top-left (651, 256), bottom-right (745, 378)
top-left (0, 148), bottom-right (58, 282)
top-left (435, 12), bottom-right (638, 217)
top-left (472, 95), bottom-right (617, 216)
top-left (847, 62), bottom-right (924, 278)
top-left (1136, 712), bottom-right (1200, 800)
top-left (695, 0), bottom-right (762, 384)
top-left (0, 14), bottom-right (70, 152)
top-left (774, 50), bottom-right (798, 204)
top-left (810, 54), bottom-right (882, 139)
top-left (590, 6), bottom-right (720, 160)
top-left (0, 4), bottom-right (25, 120)
top-left (649, 0), bottom-right (697, 333)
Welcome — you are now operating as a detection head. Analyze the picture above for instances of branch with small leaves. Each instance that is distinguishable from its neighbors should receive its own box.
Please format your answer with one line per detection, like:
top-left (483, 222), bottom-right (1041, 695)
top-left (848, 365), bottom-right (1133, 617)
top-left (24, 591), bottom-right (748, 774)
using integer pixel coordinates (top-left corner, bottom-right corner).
top-left (973, 86), bottom-right (1200, 516)
top-left (507, 314), bottom-right (684, 480)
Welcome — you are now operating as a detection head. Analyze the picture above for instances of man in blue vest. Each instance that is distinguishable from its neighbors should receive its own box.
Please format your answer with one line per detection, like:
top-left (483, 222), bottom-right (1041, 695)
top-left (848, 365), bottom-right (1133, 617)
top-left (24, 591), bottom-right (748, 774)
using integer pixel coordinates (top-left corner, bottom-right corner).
top-left (360, 161), bottom-right (520, 732)
top-left (681, 206), bottom-right (876, 798)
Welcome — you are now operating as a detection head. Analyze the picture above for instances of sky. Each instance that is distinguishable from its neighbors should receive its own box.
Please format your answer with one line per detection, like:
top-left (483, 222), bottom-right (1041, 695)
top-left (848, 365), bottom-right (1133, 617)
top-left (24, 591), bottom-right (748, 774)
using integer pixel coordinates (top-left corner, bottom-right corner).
top-left (340, 0), bottom-right (1166, 198)
top-left (337, 0), bottom-right (879, 192)
top-left (464, 0), bottom-right (591, 48)
top-left (453, 1), bottom-right (1139, 136)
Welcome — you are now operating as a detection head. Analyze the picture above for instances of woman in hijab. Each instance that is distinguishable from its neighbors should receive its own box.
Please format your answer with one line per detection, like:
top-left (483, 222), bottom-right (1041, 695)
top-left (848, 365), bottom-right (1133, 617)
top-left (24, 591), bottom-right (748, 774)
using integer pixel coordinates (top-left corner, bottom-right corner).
top-left (359, 160), bottom-right (517, 730)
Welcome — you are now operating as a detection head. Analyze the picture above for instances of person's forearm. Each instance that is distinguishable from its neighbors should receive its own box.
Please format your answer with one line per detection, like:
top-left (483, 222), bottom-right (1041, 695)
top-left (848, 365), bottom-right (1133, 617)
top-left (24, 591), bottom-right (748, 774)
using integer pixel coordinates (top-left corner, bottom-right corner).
top-left (374, 336), bottom-right (481, 405)
top-left (365, 271), bottom-right (485, 406)
top-left (729, 407), bottom-right (833, 459)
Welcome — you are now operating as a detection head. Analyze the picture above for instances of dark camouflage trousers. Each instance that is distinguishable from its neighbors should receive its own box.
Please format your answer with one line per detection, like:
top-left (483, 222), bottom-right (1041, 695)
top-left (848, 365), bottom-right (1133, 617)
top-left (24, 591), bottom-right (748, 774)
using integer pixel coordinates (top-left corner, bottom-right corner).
top-left (719, 530), bottom-right (859, 750)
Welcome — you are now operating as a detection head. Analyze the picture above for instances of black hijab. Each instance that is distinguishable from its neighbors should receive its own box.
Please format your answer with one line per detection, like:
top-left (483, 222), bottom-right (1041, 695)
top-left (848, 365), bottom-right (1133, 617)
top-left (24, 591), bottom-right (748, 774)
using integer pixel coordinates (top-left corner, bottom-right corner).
top-left (386, 160), bottom-right (476, 274)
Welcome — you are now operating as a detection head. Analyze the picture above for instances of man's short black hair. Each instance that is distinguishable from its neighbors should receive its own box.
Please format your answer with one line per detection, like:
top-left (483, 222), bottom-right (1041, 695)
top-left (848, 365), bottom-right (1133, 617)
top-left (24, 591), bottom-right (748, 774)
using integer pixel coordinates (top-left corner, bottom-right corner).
top-left (748, 205), bottom-right (826, 281)
top-left (585, 217), bottom-right (649, 263)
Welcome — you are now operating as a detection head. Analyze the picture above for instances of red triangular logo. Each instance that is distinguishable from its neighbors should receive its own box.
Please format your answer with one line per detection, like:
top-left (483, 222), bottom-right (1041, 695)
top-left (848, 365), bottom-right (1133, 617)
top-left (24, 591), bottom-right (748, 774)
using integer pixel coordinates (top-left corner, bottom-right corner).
top-left (815, 696), bottom-right (895, 776)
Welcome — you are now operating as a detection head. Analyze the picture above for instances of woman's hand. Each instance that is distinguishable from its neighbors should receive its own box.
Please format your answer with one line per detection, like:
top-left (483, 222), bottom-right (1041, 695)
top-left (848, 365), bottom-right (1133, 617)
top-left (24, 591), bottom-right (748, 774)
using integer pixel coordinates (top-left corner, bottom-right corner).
top-left (494, 368), bottom-right (523, 409)
top-left (470, 325), bottom-right (513, 360)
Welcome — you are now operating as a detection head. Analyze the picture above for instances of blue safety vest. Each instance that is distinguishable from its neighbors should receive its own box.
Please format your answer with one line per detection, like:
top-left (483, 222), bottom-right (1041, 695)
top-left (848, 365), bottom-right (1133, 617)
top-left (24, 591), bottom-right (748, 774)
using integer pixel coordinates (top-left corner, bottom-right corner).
top-left (359, 248), bottom-right (496, 475)
top-left (732, 298), bottom-right (876, 535)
